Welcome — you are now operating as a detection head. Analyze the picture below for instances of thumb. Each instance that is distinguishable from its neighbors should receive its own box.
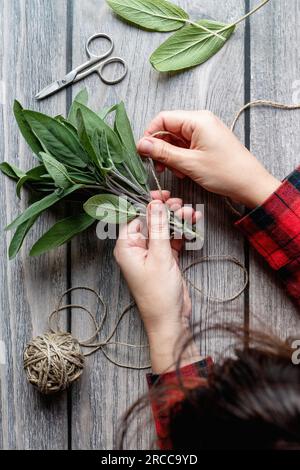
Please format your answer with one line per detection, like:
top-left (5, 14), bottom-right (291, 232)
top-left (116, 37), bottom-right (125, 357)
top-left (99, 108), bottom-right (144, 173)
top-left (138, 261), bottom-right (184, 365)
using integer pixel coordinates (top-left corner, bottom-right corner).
top-left (147, 200), bottom-right (172, 258)
top-left (138, 137), bottom-right (193, 174)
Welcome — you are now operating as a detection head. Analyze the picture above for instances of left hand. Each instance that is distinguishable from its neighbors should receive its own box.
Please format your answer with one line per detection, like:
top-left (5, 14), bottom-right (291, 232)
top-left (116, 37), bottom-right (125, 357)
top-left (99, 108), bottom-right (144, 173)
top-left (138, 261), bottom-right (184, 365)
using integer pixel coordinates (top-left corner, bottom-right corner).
top-left (114, 191), bottom-right (202, 373)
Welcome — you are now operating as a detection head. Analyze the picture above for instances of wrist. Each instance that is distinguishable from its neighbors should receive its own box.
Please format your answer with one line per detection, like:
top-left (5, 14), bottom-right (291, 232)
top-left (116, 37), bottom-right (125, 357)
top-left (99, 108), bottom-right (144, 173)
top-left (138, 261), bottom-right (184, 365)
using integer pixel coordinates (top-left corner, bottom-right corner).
top-left (238, 172), bottom-right (281, 209)
top-left (147, 323), bottom-right (202, 374)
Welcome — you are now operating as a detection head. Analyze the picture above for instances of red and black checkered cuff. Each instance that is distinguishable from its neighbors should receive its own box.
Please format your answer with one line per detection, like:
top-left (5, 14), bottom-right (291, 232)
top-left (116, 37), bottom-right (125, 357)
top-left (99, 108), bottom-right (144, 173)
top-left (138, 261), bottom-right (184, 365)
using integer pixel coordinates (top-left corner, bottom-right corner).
top-left (146, 357), bottom-right (213, 388)
top-left (235, 166), bottom-right (300, 304)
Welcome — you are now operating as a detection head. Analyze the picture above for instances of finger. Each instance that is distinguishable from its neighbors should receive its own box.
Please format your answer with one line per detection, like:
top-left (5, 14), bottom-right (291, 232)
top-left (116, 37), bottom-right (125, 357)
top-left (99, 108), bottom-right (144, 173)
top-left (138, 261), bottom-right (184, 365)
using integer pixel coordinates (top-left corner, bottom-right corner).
top-left (166, 198), bottom-right (183, 211)
top-left (147, 200), bottom-right (172, 257)
top-left (150, 190), bottom-right (170, 201)
top-left (117, 218), bottom-right (146, 249)
top-left (175, 206), bottom-right (194, 222)
top-left (152, 161), bottom-right (185, 179)
top-left (171, 238), bottom-right (183, 255)
top-left (173, 169), bottom-right (185, 179)
top-left (155, 162), bottom-right (166, 173)
top-left (143, 110), bottom-right (199, 142)
top-left (138, 137), bottom-right (195, 174)
top-left (193, 210), bottom-right (202, 224)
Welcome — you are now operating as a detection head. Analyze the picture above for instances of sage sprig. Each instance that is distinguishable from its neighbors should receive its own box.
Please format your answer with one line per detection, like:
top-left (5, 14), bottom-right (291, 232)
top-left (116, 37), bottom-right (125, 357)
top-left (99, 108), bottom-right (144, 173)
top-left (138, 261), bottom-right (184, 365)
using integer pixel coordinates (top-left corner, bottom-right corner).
top-left (106, 0), bottom-right (270, 72)
top-left (1, 89), bottom-right (200, 258)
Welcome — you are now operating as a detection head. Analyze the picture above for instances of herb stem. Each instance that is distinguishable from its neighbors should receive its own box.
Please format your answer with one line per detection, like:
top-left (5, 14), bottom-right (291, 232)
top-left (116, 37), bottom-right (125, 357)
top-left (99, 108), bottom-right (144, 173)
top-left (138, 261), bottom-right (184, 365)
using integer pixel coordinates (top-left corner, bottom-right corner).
top-left (186, 0), bottom-right (271, 45)
top-left (111, 169), bottom-right (149, 199)
top-left (230, 0), bottom-right (270, 28)
top-left (184, 19), bottom-right (226, 41)
top-left (218, 0), bottom-right (270, 33)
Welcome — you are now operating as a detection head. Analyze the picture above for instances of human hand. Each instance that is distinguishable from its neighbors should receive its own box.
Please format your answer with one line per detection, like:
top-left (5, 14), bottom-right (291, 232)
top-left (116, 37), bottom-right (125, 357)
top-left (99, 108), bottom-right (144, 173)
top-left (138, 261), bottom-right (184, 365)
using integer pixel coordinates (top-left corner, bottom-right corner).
top-left (114, 191), bottom-right (201, 373)
top-left (137, 111), bottom-right (281, 209)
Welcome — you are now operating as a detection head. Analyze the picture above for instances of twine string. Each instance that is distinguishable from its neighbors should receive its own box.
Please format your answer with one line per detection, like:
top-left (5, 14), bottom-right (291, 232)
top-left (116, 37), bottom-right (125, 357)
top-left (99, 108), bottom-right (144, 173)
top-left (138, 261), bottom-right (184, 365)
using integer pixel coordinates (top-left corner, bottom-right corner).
top-left (227, 99), bottom-right (300, 216)
top-left (183, 255), bottom-right (248, 303)
top-left (48, 287), bottom-right (151, 370)
top-left (39, 100), bottom-right (300, 373)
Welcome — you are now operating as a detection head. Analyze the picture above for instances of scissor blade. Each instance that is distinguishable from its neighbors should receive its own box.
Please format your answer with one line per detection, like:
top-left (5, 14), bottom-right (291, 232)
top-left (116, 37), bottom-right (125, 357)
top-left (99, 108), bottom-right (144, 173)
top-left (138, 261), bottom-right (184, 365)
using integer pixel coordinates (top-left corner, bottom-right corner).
top-left (35, 80), bottom-right (63, 100)
top-left (36, 70), bottom-right (78, 100)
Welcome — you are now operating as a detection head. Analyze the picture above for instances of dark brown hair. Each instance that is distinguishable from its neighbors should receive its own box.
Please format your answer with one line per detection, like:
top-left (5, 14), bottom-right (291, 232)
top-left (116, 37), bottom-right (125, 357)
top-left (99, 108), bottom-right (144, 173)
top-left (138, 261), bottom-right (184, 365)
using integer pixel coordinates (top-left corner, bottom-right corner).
top-left (119, 324), bottom-right (300, 450)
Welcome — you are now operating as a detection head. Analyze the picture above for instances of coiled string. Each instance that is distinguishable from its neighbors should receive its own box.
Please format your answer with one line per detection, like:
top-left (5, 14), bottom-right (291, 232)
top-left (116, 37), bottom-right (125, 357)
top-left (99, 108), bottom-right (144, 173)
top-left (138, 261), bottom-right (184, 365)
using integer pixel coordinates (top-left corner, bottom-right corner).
top-left (46, 100), bottom-right (300, 369)
top-left (48, 287), bottom-right (151, 370)
top-left (227, 99), bottom-right (300, 216)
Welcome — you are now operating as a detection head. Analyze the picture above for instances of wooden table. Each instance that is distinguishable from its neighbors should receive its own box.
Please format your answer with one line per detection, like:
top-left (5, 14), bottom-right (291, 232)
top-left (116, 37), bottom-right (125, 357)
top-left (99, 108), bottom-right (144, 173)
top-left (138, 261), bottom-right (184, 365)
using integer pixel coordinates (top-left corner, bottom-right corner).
top-left (1, 0), bottom-right (300, 450)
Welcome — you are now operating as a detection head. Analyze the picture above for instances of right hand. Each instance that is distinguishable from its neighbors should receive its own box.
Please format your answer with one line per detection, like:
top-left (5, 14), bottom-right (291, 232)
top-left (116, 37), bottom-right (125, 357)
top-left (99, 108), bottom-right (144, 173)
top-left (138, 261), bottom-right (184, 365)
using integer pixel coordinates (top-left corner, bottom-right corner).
top-left (137, 110), bottom-right (281, 209)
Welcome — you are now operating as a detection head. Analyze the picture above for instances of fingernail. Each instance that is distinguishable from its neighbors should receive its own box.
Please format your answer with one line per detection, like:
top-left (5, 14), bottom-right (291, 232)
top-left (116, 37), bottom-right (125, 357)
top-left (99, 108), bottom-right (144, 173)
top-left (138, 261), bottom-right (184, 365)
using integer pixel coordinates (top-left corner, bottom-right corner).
top-left (150, 200), bottom-right (163, 213)
top-left (138, 138), bottom-right (154, 155)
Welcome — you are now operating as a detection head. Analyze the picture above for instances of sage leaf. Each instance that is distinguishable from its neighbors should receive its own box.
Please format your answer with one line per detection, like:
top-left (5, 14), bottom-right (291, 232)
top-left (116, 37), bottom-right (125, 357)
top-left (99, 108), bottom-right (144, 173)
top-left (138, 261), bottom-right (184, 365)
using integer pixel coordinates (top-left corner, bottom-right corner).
top-left (8, 191), bottom-right (46, 258)
top-left (13, 101), bottom-right (44, 158)
top-left (84, 194), bottom-right (137, 224)
top-left (6, 184), bottom-right (83, 232)
top-left (73, 102), bottom-right (125, 164)
top-left (98, 104), bottom-right (119, 120)
top-left (23, 110), bottom-right (89, 168)
top-left (55, 115), bottom-right (78, 138)
top-left (16, 175), bottom-right (30, 198)
top-left (92, 129), bottom-right (115, 172)
top-left (9, 215), bottom-right (39, 259)
top-left (106, 0), bottom-right (188, 32)
top-left (0, 162), bottom-right (26, 181)
top-left (114, 102), bottom-right (148, 186)
top-left (30, 213), bottom-right (95, 257)
top-left (16, 165), bottom-right (53, 196)
top-left (40, 152), bottom-right (73, 189)
top-left (26, 164), bottom-right (50, 180)
top-left (68, 88), bottom-right (89, 126)
top-left (150, 20), bottom-right (235, 72)
top-left (76, 110), bottom-right (101, 169)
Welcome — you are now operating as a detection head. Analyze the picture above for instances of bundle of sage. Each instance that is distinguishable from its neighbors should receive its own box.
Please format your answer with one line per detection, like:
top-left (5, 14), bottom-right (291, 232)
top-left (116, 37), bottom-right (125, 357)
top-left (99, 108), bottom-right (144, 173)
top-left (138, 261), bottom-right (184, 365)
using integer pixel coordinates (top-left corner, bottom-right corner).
top-left (1, 89), bottom-right (199, 258)
top-left (106, 0), bottom-right (270, 72)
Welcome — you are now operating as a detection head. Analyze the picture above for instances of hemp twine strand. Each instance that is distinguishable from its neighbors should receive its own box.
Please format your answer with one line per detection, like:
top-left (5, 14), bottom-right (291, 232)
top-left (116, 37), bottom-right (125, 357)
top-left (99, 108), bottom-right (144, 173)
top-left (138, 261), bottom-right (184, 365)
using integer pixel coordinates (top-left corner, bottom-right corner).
top-left (26, 101), bottom-right (297, 394)
top-left (227, 99), bottom-right (300, 216)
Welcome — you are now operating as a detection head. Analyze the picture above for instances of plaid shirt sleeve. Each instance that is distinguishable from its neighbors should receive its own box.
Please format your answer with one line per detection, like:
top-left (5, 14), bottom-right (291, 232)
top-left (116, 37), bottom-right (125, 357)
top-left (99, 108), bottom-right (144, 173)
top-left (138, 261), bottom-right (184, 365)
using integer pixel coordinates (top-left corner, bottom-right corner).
top-left (235, 166), bottom-right (300, 306)
top-left (146, 358), bottom-right (213, 450)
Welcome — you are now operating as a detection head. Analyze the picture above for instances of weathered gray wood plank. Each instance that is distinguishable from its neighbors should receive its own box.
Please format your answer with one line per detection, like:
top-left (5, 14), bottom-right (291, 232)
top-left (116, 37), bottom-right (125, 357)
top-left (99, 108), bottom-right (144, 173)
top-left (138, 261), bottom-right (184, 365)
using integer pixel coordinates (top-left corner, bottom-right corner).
top-left (69, 0), bottom-right (246, 450)
top-left (249, 0), bottom-right (300, 338)
top-left (0, 0), bottom-right (69, 449)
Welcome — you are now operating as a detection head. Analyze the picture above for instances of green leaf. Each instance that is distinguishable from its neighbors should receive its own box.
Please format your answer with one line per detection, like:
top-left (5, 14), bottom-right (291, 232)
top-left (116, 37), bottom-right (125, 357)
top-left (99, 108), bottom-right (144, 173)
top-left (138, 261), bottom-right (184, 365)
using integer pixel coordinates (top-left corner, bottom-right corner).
top-left (73, 102), bottom-right (125, 164)
top-left (9, 215), bottom-right (39, 259)
top-left (41, 152), bottom-right (73, 189)
top-left (92, 129), bottom-right (115, 172)
top-left (55, 115), bottom-right (78, 138)
top-left (13, 101), bottom-right (44, 157)
top-left (26, 164), bottom-right (50, 180)
top-left (98, 104), bottom-right (118, 120)
top-left (30, 213), bottom-right (95, 257)
top-left (6, 184), bottom-right (83, 232)
top-left (106, 0), bottom-right (188, 32)
top-left (76, 110), bottom-right (101, 169)
top-left (23, 110), bottom-right (89, 168)
top-left (114, 102), bottom-right (148, 185)
top-left (8, 191), bottom-right (46, 258)
top-left (83, 194), bottom-right (137, 224)
top-left (16, 175), bottom-right (30, 198)
top-left (150, 20), bottom-right (235, 72)
top-left (0, 162), bottom-right (26, 181)
top-left (15, 164), bottom-right (53, 197)
top-left (68, 88), bottom-right (89, 126)
top-left (66, 170), bottom-right (97, 184)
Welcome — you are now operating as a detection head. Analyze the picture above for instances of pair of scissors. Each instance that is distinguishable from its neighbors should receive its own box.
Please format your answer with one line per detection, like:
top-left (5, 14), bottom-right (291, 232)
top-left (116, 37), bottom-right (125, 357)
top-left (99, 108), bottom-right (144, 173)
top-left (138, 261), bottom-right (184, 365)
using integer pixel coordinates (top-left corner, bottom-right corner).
top-left (35, 33), bottom-right (128, 100)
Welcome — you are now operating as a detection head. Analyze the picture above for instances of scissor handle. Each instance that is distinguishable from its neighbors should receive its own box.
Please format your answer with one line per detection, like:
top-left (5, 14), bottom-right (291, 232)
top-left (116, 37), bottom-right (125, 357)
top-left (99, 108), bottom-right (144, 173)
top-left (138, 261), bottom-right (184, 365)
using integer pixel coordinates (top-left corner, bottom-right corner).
top-left (85, 33), bottom-right (114, 60)
top-left (98, 57), bottom-right (128, 85)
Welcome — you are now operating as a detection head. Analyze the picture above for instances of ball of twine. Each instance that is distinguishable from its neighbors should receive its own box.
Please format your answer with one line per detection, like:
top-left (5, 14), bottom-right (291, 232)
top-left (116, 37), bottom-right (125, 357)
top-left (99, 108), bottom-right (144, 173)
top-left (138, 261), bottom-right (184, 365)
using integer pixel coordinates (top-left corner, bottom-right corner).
top-left (23, 287), bottom-right (151, 395)
top-left (23, 332), bottom-right (85, 395)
